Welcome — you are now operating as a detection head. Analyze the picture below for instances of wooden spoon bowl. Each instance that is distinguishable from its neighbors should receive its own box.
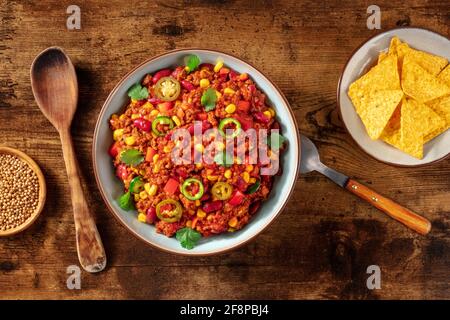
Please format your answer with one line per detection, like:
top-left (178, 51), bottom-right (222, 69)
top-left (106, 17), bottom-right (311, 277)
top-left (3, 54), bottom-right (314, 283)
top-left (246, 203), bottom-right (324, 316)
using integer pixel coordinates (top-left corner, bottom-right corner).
top-left (0, 146), bottom-right (47, 237)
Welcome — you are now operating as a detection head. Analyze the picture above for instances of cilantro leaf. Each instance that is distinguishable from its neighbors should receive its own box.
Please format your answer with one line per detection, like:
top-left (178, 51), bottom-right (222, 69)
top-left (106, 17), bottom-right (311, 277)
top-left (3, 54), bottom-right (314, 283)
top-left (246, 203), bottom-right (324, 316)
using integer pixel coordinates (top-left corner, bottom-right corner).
top-left (127, 83), bottom-right (149, 100)
top-left (201, 88), bottom-right (217, 112)
top-left (184, 54), bottom-right (201, 73)
top-left (117, 191), bottom-right (134, 211)
top-left (120, 149), bottom-right (144, 166)
top-left (214, 151), bottom-right (233, 167)
top-left (268, 132), bottom-right (287, 150)
top-left (176, 227), bottom-right (202, 250)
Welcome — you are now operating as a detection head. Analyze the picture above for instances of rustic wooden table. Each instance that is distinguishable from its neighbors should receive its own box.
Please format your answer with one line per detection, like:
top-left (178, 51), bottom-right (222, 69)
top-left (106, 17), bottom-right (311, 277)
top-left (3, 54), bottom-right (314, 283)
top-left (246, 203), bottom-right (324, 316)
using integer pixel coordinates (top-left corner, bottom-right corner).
top-left (0, 0), bottom-right (449, 299)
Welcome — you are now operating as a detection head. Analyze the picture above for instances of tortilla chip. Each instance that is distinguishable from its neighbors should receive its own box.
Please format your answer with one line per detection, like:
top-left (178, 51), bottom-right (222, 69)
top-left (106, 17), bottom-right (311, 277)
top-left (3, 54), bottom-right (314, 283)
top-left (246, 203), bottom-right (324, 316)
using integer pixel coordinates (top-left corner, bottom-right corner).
top-left (378, 51), bottom-right (388, 64)
top-left (437, 65), bottom-right (450, 87)
top-left (400, 99), bottom-right (424, 159)
top-left (388, 36), bottom-right (402, 56)
top-left (401, 56), bottom-right (450, 103)
top-left (425, 95), bottom-right (450, 142)
top-left (380, 103), bottom-right (402, 148)
top-left (357, 90), bottom-right (403, 140)
top-left (348, 54), bottom-right (401, 113)
top-left (397, 44), bottom-right (448, 76)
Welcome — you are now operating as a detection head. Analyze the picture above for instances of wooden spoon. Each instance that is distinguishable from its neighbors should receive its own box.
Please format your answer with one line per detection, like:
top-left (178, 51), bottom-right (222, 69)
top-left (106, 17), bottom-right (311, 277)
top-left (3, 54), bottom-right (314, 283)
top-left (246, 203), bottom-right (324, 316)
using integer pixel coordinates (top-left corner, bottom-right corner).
top-left (31, 47), bottom-right (106, 272)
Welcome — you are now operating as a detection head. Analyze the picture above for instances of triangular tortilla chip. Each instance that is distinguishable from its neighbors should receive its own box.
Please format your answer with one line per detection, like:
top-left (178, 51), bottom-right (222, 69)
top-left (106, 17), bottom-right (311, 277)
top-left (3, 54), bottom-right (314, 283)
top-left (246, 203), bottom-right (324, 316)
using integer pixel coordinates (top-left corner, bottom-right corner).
top-left (357, 90), bottom-right (403, 140)
top-left (388, 36), bottom-right (402, 56)
top-left (437, 65), bottom-right (450, 87)
top-left (425, 95), bottom-right (450, 142)
top-left (397, 43), bottom-right (448, 76)
top-left (348, 54), bottom-right (401, 113)
top-left (380, 103), bottom-right (402, 148)
top-left (400, 99), bottom-right (424, 159)
top-left (401, 56), bottom-right (450, 103)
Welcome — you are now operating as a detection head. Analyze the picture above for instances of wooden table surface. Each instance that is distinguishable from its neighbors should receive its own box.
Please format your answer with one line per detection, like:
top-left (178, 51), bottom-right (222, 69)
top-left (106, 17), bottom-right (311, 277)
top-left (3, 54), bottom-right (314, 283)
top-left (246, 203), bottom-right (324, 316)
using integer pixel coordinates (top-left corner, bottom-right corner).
top-left (1, 0), bottom-right (449, 300)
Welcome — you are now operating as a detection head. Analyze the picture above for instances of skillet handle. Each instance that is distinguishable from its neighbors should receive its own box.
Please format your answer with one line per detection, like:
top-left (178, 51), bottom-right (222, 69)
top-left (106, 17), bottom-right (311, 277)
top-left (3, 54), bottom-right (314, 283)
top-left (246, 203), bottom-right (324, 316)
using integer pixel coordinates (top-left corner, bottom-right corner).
top-left (345, 179), bottom-right (431, 235)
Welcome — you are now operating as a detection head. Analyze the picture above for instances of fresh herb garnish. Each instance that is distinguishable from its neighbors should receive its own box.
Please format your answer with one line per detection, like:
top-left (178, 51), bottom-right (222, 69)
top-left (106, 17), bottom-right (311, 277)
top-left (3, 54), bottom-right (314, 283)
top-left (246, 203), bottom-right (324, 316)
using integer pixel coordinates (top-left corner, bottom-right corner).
top-left (120, 149), bottom-right (144, 166)
top-left (176, 227), bottom-right (202, 250)
top-left (214, 151), bottom-right (233, 167)
top-left (267, 132), bottom-right (287, 151)
top-left (247, 179), bottom-right (261, 194)
top-left (201, 88), bottom-right (217, 112)
top-left (184, 54), bottom-right (201, 73)
top-left (127, 83), bottom-right (149, 100)
top-left (117, 191), bottom-right (134, 211)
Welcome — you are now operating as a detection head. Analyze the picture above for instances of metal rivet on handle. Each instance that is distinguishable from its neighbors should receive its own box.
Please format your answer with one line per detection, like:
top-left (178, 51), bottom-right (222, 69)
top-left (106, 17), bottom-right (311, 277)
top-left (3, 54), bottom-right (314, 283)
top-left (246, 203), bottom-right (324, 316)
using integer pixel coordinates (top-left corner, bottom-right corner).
top-left (371, 196), bottom-right (378, 202)
top-left (352, 185), bottom-right (358, 190)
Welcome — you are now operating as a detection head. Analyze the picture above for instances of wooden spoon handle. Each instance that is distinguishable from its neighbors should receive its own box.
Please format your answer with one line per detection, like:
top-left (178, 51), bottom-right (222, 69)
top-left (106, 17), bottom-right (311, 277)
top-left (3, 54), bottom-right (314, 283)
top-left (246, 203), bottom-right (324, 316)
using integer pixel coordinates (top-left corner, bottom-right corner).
top-left (346, 179), bottom-right (431, 235)
top-left (59, 129), bottom-right (106, 272)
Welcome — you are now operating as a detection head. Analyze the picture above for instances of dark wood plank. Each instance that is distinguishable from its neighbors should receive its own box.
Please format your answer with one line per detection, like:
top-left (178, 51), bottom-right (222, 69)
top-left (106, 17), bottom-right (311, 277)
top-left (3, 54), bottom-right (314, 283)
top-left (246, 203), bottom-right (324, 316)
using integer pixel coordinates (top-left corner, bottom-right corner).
top-left (0, 0), bottom-right (449, 299)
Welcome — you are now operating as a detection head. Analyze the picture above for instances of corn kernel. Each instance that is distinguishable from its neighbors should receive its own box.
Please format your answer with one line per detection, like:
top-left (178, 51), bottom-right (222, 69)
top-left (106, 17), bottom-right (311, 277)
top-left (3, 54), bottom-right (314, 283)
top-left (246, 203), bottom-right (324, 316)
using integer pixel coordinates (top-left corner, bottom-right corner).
top-left (242, 171), bottom-right (250, 183)
top-left (113, 129), bottom-right (124, 141)
top-left (215, 90), bottom-right (222, 99)
top-left (224, 169), bottom-right (232, 179)
top-left (145, 183), bottom-right (158, 196)
top-left (150, 109), bottom-right (159, 117)
top-left (224, 88), bottom-right (235, 95)
top-left (134, 193), bottom-right (140, 201)
top-left (245, 165), bottom-right (254, 172)
top-left (195, 200), bottom-right (201, 207)
top-left (172, 115), bottom-right (181, 126)
top-left (207, 175), bottom-right (219, 181)
top-left (163, 145), bottom-right (171, 153)
top-left (143, 102), bottom-right (153, 109)
top-left (125, 136), bottom-right (136, 146)
top-left (185, 66), bottom-right (190, 72)
top-left (268, 108), bottom-right (276, 117)
top-left (119, 114), bottom-right (127, 121)
top-left (197, 209), bottom-right (206, 218)
top-left (228, 227), bottom-right (236, 232)
top-left (153, 154), bottom-right (159, 162)
top-left (228, 217), bottom-right (238, 228)
top-left (225, 103), bottom-right (236, 114)
top-left (207, 215), bottom-right (214, 221)
top-left (199, 79), bottom-right (210, 88)
top-left (194, 144), bottom-right (204, 152)
top-left (214, 60), bottom-right (224, 73)
top-left (153, 163), bottom-right (161, 173)
top-left (249, 177), bottom-right (257, 184)
top-left (139, 170), bottom-right (146, 176)
top-left (131, 99), bottom-right (138, 105)
top-left (131, 113), bottom-right (140, 120)
top-left (263, 110), bottom-right (272, 119)
top-left (139, 191), bottom-right (148, 199)
top-left (186, 220), bottom-right (192, 228)
top-left (138, 213), bottom-right (147, 223)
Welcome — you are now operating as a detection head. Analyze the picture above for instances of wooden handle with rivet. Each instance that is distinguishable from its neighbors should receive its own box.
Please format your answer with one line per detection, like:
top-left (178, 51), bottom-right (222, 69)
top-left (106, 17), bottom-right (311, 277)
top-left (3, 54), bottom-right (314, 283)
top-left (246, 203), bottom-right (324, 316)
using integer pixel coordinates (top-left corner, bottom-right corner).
top-left (59, 129), bottom-right (106, 272)
top-left (345, 179), bottom-right (431, 235)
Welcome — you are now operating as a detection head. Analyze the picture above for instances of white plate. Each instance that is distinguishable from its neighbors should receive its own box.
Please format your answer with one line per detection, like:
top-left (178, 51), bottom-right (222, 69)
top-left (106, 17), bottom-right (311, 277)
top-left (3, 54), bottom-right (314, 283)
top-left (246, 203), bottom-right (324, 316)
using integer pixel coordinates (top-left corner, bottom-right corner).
top-left (338, 27), bottom-right (450, 166)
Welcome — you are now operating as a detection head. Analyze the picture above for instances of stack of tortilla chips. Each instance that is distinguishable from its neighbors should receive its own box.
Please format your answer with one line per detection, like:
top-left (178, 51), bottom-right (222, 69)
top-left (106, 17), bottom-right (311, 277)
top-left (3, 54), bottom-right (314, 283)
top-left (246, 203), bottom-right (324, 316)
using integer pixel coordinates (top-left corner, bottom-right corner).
top-left (348, 36), bottom-right (450, 159)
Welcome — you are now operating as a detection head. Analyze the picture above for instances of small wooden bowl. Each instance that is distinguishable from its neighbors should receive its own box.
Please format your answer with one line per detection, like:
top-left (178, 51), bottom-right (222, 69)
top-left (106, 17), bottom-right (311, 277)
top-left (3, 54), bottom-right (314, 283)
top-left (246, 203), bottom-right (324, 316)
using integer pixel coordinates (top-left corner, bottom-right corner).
top-left (0, 146), bottom-right (46, 236)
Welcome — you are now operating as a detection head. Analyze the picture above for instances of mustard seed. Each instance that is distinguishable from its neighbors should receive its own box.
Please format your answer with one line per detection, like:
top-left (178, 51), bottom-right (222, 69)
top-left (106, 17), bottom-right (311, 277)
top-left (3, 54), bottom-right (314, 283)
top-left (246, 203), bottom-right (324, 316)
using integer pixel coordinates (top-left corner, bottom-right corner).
top-left (0, 154), bottom-right (40, 231)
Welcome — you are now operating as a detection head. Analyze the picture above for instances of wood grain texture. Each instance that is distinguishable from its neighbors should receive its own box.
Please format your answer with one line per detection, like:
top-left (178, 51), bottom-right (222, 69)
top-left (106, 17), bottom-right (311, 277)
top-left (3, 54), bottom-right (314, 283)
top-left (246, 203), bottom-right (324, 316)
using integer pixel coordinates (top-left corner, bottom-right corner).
top-left (0, 0), bottom-right (449, 299)
top-left (346, 179), bottom-right (431, 235)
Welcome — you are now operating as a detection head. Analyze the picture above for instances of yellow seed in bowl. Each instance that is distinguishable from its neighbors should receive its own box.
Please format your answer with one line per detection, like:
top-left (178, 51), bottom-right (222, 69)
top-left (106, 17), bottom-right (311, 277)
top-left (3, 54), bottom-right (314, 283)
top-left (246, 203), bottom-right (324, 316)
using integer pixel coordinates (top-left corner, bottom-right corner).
top-left (172, 115), bottom-right (181, 126)
top-left (195, 200), bottom-right (201, 207)
top-left (131, 99), bottom-right (138, 105)
top-left (145, 183), bottom-right (158, 196)
top-left (214, 60), bottom-right (224, 72)
top-left (139, 191), bottom-right (148, 199)
top-left (199, 79), bottom-right (210, 88)
top-left (268, 108), bottom-right (276, 117)
top-left (197, 209), bottom-right (206, 218)
top-left (225, 103), bottom-right (236, 114)
top-left (113, 129), bottom-right (124, 141)
top-left (245, 165), bottom-right (253, 172)
top-left (242, 172), bottom-right (250, 183)
top-left (131, 114), bottom-right (140, 120)
top-left (195, 163), bottom-right (203, 169)
top-left (228, 217), bottom-right (238, 227)
top-left (263, 111), bottom-right (272, 119)
top-left (119, 114), bottom-right (127, 121)
top-left (143, 102), bottom-right (153, 109)
top-left (224, 88), bottom-right (235, 95)
top-left (153, 154), bottom-right (159, 162)
top-left (186, 220), bottom-right (192, 227)
top-left (163, 145), bottom-right (171, 153)
top-left (125, 136), bottom-right (136, 146)
top-left (150, 109), bottom-right (159, 116)
top-left (134, 193), bottom-right (140, 201)
top-left (224, 169), bottom-right (232, 179)
top-left (207, 175), bottom-right (218, 181)
top-left (249, 177), bottom-right (257, 184)
top-left (215, 90), bottom-right (222, 99)
top-left (137, 213), bottom-right (147, 223)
